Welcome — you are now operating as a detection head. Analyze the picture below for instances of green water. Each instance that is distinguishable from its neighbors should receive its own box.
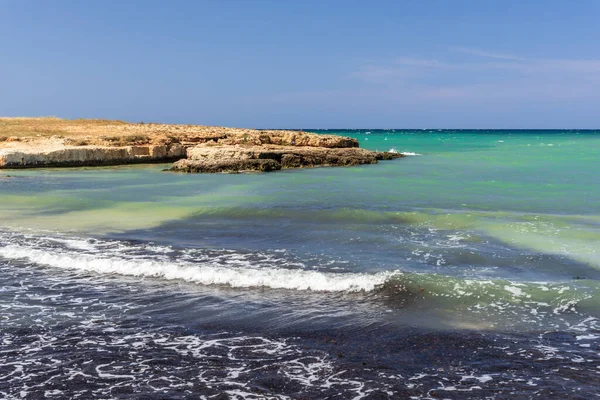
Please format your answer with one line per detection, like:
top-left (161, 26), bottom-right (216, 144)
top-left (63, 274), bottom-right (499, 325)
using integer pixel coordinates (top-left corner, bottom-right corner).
top-left (2, 130), bottom-right (598, 263)
top-left (1, 130), bottom-right (599, 331)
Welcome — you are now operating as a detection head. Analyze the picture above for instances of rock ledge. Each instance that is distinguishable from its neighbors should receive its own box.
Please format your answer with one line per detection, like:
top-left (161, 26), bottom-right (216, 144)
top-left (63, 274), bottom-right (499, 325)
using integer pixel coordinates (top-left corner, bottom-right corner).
top-left (172, 144), bottom-right (402, 173)
top-left (0, 118), bottom-right (403, 172)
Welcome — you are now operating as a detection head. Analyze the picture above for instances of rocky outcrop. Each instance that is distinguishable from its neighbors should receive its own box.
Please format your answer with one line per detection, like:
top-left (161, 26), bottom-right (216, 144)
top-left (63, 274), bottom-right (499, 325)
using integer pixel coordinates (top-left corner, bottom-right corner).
top-left (0, 144), bottom-right (186, 168)
top-left (0, 118), bottom-right (403, 171)
top-left (171, 145), bottom-right (402, 173)
top-left (209, 131), bottom-right (359, 148)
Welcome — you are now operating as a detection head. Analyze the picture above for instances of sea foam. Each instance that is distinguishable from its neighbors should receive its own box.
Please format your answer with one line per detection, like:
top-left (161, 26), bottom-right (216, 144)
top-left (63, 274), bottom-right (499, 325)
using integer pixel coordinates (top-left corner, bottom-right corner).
top-left (388, 148), bottom-right (422, 156)
top-left (0, 243), bottom-right (395, 293)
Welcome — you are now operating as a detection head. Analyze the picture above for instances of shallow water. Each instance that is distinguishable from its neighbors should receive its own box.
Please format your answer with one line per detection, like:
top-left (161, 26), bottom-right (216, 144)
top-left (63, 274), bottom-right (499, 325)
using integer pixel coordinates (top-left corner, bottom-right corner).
top-left (1, 130), bottom-right (599, 398)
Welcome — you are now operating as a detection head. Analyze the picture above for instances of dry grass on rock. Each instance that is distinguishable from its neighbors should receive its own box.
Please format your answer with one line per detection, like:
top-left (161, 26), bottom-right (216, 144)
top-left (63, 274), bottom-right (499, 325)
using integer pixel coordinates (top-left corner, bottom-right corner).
top-left (0, 117), bottom-right (357, 149)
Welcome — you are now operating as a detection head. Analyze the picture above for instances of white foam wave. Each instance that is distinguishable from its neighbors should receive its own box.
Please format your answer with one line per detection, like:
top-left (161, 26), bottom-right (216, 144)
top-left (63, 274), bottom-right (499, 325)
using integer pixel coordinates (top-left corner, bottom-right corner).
top-left (0, 245), bottom-right (396, 293)
top-left (388, 148), bottom-right (422, 156)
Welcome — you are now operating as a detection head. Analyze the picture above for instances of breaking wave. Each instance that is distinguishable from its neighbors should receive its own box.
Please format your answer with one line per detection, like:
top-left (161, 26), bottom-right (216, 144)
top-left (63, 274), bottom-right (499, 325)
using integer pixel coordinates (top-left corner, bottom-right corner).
top-left (389, 148), bottom-right (422, 156)
top-left (1, 230), bottom-right (599, 333)
top-left (0, 234), bottom-right (397, 293)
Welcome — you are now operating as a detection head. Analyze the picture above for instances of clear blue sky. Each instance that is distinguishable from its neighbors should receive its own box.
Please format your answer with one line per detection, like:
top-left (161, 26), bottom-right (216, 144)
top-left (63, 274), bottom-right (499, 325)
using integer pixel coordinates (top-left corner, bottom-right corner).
top-left (1, 0), bottom-right (599, 128)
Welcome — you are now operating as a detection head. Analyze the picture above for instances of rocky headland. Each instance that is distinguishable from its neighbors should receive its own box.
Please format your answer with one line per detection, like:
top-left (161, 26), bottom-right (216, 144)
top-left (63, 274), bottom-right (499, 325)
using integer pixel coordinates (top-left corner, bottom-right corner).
top-left (0, 117), bottom-right (402, 172)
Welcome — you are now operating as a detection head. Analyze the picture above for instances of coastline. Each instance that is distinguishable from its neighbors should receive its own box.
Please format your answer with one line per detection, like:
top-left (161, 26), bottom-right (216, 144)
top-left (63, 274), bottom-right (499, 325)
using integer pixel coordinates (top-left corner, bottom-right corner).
top-left (2, 128), bottom-right (599, 398)
top-left (0, 117), bottom-right (402, 172)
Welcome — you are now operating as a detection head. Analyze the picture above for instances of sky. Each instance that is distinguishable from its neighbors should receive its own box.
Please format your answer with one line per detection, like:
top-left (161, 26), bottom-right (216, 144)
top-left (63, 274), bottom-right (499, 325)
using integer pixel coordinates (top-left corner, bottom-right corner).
top-left (1, 0), bottom-right (599, 128)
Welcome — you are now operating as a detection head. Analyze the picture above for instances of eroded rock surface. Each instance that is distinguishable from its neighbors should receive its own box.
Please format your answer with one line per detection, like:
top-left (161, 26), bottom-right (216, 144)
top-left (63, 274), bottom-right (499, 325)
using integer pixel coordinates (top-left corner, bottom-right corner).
top-left (171, 144), bottom-right (402, 173)
top-left (0, 118), bottom-right (402, 171)
top-left (0, 144), bottom-right (186, 168)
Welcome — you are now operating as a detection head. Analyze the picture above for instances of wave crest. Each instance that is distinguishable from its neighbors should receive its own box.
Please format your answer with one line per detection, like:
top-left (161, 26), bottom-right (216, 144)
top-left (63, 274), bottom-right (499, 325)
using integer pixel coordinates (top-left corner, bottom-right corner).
top-left (0, 242), bottom-right (398, 293)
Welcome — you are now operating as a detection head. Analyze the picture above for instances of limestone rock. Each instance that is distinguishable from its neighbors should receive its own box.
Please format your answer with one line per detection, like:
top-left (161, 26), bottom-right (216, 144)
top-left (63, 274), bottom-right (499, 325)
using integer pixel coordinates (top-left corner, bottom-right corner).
top-left (0, 144), bottom-right (186, 168)
top-left (0, 118), bottom-right (401, 171)
top-left (215, 131), bottom-right (359, 148)
top-left (171, 144), bottom-right (402, 173)
top-left (172, 158), bottom-right (282, 173)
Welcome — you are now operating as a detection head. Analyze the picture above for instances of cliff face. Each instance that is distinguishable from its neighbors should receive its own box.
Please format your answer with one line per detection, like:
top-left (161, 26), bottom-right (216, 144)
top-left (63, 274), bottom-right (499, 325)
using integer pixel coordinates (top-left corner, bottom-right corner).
top-left (0, 144), bottom-right (186, 168)
top-left (0, 118), bottom-right (402, 172)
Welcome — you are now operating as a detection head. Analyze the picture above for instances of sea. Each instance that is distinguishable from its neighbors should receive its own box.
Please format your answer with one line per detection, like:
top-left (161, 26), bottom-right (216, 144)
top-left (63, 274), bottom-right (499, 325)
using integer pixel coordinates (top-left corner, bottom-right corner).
top-left (1, 129), bottom-right (599, 399)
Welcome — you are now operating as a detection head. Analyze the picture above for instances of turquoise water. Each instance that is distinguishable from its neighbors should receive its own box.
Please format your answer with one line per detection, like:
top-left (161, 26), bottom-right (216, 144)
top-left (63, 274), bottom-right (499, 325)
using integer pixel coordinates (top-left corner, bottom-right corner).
top-left (1, 130), bottom-right (599, 398)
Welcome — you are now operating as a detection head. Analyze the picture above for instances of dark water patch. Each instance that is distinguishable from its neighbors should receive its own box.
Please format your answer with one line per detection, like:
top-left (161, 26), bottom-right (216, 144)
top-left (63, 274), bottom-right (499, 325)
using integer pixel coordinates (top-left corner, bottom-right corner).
top-left (2, 230), bottom-right (599, 334)
top-left (2, 322), bottom-right (599, 399)
top-left (110, 209), bottom-right (600, 284)
top-left (1, 245), bottom-right (600, 399)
